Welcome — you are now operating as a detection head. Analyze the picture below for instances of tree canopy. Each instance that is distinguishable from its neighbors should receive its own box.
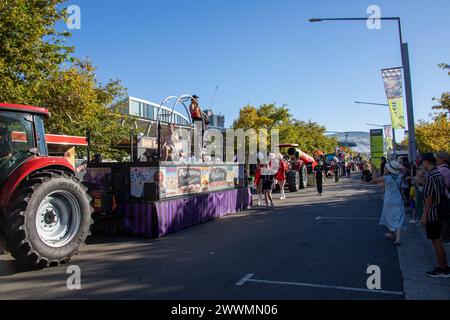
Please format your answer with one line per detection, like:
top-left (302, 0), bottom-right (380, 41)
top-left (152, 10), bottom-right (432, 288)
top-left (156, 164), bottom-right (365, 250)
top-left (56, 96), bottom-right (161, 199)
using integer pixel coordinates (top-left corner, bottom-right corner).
top-left (233, 104), bottom-right (337, 155)
top-left (432, 63), bottom-right (450, 115)
top-left (415, 115), bottom-right (450, 153)
top-left (0, 0), bottom-right (133, 160)
top-left (412, 63), bottom-right (450, 154)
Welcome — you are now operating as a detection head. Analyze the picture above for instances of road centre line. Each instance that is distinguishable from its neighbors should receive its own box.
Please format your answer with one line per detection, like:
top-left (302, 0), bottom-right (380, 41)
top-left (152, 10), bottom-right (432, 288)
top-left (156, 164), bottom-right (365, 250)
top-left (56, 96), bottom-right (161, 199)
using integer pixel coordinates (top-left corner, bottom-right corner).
top-left (235, 274), bottom-right (404, 296)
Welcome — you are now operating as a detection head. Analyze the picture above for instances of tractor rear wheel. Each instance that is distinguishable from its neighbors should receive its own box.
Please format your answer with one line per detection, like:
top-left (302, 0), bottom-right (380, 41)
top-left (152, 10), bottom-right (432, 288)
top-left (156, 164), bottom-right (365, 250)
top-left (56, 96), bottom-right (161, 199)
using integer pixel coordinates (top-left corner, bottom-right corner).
top-left (287, 171), bottom-right (299, 192)
top-left (0, 170), bottom-right (93, 268)
top-left (299, 165), bottom-right (308, 189)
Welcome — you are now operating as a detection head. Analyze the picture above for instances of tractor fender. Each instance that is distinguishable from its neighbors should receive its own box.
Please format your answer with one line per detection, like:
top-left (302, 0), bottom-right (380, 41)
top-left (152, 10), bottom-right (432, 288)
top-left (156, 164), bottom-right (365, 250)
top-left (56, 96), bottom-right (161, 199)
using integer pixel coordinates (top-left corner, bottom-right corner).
top-left (0, 156), bottom-right (74, 207)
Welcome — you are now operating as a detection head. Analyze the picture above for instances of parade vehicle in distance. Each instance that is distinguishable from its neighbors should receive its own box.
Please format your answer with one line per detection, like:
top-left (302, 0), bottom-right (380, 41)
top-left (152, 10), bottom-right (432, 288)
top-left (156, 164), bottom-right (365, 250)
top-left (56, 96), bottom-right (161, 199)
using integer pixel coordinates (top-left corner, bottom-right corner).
top-left (325, 153), bottom-right (340, 182)
top-left (279, 144), bottom-right (316, 192)
top-left (0, 103), bottom-right (93, 268)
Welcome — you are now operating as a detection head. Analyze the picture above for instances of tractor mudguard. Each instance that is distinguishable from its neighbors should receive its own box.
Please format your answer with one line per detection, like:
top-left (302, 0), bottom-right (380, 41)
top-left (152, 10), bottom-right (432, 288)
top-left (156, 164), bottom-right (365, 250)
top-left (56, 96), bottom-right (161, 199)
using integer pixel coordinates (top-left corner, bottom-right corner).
top-left (0, 156), bottom-right (74, 208)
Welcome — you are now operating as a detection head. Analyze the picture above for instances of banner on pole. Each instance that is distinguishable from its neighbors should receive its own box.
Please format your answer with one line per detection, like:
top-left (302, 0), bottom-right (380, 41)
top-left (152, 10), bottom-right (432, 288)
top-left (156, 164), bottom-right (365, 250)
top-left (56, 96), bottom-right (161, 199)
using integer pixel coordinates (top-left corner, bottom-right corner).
top-left (384, 125), bottom-right (393, 151)
top-left (381, 68), bottom-right (406, 129)
top-left (370, 129), bottom-right (384, 169)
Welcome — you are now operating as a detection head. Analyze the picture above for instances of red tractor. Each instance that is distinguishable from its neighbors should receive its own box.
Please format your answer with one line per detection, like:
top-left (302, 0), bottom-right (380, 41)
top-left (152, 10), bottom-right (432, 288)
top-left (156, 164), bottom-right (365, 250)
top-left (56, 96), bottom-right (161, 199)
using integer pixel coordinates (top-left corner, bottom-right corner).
top-left (280, 144), bottom-right (316, 192)
top-left (0, 104), bottom-right (93, 268)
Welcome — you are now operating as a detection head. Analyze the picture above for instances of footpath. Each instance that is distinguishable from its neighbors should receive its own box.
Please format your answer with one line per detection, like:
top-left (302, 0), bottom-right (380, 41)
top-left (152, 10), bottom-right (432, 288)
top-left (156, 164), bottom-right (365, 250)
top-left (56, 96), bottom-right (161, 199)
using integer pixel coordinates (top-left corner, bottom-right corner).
top-left (398, 217), bottom-right (450, 299)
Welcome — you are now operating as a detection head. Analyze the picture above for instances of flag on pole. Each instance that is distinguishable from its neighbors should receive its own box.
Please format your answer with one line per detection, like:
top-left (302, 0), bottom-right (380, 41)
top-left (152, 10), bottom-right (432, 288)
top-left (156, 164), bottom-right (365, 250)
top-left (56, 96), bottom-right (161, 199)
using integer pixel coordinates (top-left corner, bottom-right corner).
top-left (381, 68), bottom-right (406, 129)
top-left (370, 129), bottom-right (384, 169)
top-left (384, 125), bottom-right (393, 150)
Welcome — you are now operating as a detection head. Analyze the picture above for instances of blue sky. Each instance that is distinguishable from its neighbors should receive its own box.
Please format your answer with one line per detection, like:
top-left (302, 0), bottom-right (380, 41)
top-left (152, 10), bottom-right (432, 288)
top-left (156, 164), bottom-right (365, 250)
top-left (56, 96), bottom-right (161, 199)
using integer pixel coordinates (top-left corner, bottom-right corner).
top-left (66, 0), bottom-right (450, 139)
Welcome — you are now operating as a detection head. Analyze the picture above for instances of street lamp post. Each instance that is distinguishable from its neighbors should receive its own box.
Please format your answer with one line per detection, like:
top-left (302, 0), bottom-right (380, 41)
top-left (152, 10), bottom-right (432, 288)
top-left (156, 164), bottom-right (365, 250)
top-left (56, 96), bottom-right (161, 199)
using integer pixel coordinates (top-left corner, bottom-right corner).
top-left (310, 17), bottom-right (417, 163)
top-left (355, 101), bottom-right (397, 159)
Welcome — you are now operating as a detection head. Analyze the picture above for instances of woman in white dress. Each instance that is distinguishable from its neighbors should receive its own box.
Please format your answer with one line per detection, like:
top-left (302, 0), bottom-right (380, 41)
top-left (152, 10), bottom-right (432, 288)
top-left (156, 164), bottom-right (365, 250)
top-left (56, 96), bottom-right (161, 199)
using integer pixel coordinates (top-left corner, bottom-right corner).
top-left (373, 160), bottom-right (405, 245)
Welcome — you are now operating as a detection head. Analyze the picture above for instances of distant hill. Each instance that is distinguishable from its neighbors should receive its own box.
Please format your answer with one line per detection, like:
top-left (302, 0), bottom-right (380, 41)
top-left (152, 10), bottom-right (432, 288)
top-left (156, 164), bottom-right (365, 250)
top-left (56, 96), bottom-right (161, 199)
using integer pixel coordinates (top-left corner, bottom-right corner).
top-left (327, 131), bottom-right (371, 154)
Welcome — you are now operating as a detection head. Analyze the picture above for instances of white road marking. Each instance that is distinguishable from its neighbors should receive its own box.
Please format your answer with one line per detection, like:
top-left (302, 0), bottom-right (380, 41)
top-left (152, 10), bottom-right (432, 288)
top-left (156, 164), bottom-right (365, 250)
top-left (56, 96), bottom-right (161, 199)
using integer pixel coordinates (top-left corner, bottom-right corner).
top-left (235, 274), bottom-right (403, 296)
top-left (235, 273), bottom-right (255, 286)
top-left (315, 216), bottom-right (378, 221)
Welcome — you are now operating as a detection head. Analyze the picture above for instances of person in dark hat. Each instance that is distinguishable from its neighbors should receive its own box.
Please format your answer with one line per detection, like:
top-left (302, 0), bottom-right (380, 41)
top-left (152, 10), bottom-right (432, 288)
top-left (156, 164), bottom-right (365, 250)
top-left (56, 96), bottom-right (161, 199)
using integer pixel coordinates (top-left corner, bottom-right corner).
top-left (420, 152), bottom-right (449, 278)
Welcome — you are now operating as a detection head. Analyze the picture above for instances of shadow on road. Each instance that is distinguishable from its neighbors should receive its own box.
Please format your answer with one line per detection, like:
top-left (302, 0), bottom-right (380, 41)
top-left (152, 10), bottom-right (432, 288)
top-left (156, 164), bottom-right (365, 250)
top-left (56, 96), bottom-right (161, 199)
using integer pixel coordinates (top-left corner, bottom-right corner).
top-left (0, 174), bottom-right (401, 299)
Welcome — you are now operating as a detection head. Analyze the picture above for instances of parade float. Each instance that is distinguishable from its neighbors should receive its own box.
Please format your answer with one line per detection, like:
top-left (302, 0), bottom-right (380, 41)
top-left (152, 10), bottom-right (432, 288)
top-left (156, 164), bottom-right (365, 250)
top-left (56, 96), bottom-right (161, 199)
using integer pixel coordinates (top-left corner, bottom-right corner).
top-left (85, 95), bottom-right (251, 239)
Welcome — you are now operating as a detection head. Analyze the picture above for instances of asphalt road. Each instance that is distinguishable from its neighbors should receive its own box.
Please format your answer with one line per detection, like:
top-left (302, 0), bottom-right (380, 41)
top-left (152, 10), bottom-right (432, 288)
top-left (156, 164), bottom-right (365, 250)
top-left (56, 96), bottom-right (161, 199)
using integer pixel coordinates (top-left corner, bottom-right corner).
top-left (0, 174), bottom-right (404, 300)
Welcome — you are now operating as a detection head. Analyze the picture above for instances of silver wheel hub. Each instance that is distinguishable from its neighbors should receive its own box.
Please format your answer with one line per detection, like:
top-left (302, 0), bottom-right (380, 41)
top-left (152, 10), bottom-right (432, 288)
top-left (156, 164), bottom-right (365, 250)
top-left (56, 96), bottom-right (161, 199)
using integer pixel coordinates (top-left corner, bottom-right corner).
top-left (35, 190), bottom-right (81, 248)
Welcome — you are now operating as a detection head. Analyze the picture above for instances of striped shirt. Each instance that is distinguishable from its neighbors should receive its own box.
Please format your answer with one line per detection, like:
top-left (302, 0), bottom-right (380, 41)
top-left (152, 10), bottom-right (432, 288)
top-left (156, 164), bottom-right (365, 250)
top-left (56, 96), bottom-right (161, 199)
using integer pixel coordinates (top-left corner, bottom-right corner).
top-left (437, 164), bottom-right (450, 198)
top-left (423, 167), bottom-right (447, 221)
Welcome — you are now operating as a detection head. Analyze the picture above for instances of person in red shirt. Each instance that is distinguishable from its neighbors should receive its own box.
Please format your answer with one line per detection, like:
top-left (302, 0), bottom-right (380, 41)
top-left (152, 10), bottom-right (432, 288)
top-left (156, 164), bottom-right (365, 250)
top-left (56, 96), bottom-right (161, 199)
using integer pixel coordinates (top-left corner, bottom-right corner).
top-left (275, 153), bottom-right (287, 200)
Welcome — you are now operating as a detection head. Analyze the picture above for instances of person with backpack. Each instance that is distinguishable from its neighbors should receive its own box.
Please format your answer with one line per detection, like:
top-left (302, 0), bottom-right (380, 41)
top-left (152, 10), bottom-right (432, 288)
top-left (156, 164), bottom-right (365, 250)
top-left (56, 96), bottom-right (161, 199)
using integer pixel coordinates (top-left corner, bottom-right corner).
top-left (420, 153), bottom-right (450, 278)
top-left (373, 160), bottom-right (405, 245)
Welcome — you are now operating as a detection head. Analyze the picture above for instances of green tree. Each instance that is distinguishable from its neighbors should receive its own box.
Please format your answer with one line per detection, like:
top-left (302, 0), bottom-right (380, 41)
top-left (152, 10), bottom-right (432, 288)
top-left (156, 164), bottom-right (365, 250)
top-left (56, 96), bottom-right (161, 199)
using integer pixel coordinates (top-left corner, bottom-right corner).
top-left (405, 64), bottom-right (450, 154)
top-left (0, 0), bottom-right (133, 160)
top-left (233, 103), bottom-right (337, 155)
top-left (41, 60), bottom-right (135, 160)
top-left (415, 115), bottom-right (450, 153)
top-left (432, 63), bottom-right (450, 115)
top-left (0, 0), bottom-right (74, 104)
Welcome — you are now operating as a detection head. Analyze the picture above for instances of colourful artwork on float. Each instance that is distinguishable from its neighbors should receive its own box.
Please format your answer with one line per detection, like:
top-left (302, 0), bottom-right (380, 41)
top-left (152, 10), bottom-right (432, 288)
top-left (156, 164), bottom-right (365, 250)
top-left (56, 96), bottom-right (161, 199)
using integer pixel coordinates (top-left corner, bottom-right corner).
top-left (155, 167), bottom-right (166, 199)
top-left (226, 165), bottom-right (237, 187)
top-left (209, 166), bottom-right (228, 190)
top-left (128, 164), bottom-right (243, 200)
top-left (186, 167), bottom-right (202, 194)
top-left (84, 167), bottom-right (111, 191)
top-left (130, 167), bottom-right (158, 198)
top-left (164, 166), bottom-right (179, 198)
top-left (176, 166), bottom-right (190, 194)
top-left (201, 166), bottom-right (210, 192)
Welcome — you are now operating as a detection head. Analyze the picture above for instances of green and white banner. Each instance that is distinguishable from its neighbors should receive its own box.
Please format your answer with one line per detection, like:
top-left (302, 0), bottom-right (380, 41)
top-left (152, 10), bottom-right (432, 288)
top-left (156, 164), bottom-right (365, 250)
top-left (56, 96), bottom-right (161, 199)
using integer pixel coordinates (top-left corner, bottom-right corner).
top-left (381, 68), bottom-right (406, 129)
top-left (370, 129), bottom-right (384, 169)
top-left (384, 125), bottom-right (393, 151)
